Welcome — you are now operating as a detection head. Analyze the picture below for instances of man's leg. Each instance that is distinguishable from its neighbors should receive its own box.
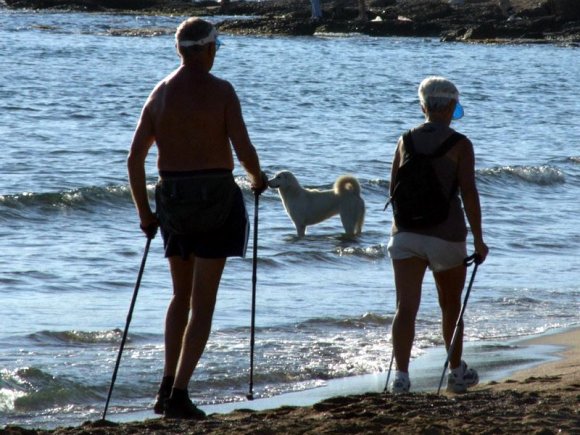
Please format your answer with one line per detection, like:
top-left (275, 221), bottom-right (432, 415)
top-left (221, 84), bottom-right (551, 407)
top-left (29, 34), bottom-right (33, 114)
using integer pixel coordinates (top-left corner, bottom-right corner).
top-left (173, 257), bottom-right (227, 390)
top-left (164, 255), bottom-right (195, 378)
top-left (434, 264), bottom-right (466, 369)
top-left (357, 0), bottom-right (367, 21)
top-left (311, 0), bottom-right (322, 19)
top-left (391, 257), bottom-right (428, 373)
top-left (154, 255), bottom-right (194, 414)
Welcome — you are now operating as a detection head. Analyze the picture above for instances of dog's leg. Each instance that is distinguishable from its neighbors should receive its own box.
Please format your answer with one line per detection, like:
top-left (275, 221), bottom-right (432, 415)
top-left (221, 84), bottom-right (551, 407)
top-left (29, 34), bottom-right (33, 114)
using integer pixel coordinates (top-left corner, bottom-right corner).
top-left (339, 204), bottom-right (358, 236)
top-left (355, 200), bottom-right (365, 235)
top-left (339, 198), bottom-right (365, 236)
top-left (296, 224), bottom-right (306, 238)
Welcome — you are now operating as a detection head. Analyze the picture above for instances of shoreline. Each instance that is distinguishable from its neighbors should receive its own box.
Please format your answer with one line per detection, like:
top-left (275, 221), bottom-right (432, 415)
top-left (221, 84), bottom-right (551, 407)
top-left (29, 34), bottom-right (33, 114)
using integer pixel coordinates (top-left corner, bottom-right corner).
top-left (3, 0), bottom-right (580, 45)
top-left (3, 326), bottom-right (578, 434)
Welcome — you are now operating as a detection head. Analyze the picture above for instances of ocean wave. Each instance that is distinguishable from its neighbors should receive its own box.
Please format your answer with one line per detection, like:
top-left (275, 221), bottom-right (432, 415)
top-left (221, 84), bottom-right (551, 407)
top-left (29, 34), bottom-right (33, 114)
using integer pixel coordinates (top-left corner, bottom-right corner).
top-left (271, 234), bottom-right (384, 264)
top-left (224, 312), bottom-right (394, 337)
top-left (0, 178), bottom-right (257, 216)
top-left (272, 248), bottom-right (343, 265)
top-left (325, 165), bottom-right (566, 195)
top-left (0, 367), bottom-right (101, 412)
top-left (496, 296), bottom-right (542, 306)
top-left (296, 312), bottom-right (394, 330)
top-left (105, 27), bottom-right (173, 38)
top-left (334, 244), bottom-right (387, 259)
top-left (479, 165), bottom-right (565, 186)
top-left (27, 329), bottom-right (149, 345)
top-left (0, 184), bottom-right (133, 212)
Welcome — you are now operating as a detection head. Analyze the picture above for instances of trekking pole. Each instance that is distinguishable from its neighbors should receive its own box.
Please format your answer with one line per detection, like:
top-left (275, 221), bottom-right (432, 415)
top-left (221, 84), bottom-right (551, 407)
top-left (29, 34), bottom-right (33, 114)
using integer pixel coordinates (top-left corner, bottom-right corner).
top-left (383, 307), bottom-right (397, 393)
top-left (436, 254), bottom-right (481, 395)
top-left (247, 192), bottom-right (259, 400)
top-left (102, 234), bottom-right (153, 420)
top-left (384, 347), bottom-right (395, 393)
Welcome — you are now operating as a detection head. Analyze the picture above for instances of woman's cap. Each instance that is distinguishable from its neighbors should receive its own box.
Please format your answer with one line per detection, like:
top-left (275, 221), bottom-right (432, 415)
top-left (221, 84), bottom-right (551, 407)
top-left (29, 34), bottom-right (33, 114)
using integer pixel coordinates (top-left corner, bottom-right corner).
top-left (418, 76), bottom-right (464, 120)
top-left (452, 101), bottom-right (464, 120)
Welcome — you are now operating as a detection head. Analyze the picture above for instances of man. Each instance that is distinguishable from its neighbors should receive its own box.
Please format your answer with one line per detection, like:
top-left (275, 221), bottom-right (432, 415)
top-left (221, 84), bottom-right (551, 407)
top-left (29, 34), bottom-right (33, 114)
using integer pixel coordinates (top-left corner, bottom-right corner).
top-left (127, 17), bottom-right (267, 419)
top-left (357, 0), bottom-right (367, 21)
top-left (310, 0), bottom-right (322, 19)
top-left (387, 76), bottom-right (488, 394)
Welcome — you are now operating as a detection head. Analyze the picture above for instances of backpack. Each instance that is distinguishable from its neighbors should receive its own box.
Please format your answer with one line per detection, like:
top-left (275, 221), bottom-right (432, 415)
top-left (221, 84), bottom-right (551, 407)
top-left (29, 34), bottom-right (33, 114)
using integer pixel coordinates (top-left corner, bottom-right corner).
top-left (386, 130), bottom-right (465, 228)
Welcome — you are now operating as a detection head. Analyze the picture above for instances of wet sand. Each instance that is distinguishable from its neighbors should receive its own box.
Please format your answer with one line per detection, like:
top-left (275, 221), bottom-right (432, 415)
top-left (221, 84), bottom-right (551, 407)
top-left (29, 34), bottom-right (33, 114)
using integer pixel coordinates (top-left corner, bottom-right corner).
top-left (3, 327), bottom-right (578, 434)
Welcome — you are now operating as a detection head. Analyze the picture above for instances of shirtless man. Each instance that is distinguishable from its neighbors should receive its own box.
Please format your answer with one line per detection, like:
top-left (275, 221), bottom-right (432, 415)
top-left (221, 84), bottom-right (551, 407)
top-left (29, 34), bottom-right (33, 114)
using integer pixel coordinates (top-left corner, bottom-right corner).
top-left (127, 17), bottom-right (267, 419)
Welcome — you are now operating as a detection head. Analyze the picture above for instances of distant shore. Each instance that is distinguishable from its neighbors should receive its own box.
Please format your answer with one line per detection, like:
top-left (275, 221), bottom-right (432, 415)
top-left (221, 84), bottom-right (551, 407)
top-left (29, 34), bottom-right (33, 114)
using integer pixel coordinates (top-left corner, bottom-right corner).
top-left (3, 327), bottom-right (578, 434)
top-left (4, 0), bottom-right (580, 44)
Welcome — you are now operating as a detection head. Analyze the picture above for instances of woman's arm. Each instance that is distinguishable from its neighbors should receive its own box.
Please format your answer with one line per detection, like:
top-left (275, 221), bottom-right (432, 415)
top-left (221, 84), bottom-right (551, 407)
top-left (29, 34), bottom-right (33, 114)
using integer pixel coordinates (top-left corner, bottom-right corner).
top-left (457, 138), bottom-right (488, 262)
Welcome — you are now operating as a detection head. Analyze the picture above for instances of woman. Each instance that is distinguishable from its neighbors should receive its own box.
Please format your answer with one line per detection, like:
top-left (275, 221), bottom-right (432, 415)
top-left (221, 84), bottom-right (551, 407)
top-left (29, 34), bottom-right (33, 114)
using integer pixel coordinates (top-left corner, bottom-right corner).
top-left (387, 76), bottom-right (489, 393)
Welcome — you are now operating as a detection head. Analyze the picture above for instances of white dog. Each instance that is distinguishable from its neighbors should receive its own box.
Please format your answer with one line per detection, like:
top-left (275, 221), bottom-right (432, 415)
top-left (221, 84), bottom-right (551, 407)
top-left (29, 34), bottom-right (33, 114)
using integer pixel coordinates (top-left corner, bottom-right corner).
top-left (268, 170), bottom-right (365, 237)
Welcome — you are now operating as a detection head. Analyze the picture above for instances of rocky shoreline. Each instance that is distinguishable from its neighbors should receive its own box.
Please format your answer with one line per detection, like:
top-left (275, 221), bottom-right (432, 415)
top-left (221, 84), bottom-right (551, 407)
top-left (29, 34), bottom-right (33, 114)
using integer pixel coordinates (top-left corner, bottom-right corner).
top-left (4, 0), bottom-right (580, 44)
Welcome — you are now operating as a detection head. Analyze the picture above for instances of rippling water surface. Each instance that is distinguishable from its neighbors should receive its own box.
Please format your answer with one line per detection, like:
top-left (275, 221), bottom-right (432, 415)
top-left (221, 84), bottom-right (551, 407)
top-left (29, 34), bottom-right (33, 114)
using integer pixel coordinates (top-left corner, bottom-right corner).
top-left (0, 9), bottom-right (579, 429)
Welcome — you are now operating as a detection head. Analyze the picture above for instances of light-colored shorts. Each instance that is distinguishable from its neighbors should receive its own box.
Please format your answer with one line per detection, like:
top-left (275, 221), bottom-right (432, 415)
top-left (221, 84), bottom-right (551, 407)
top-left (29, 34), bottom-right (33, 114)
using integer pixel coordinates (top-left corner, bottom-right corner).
top-left (387, 232), bottom-right (467, 272)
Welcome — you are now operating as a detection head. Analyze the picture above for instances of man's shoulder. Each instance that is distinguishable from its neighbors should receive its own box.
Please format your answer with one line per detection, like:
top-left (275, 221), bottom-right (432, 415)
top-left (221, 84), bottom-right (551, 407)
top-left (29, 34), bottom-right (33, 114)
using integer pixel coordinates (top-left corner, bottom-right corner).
top-left (209, 74), bottom-right (235, 91)
top-left (149, 70), bottom-right (178, 95)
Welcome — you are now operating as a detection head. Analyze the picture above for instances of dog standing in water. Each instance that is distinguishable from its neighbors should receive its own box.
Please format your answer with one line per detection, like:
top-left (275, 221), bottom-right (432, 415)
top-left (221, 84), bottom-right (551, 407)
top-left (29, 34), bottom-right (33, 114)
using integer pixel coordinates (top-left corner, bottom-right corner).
top-left (268, 171), bottom-right (365, 237)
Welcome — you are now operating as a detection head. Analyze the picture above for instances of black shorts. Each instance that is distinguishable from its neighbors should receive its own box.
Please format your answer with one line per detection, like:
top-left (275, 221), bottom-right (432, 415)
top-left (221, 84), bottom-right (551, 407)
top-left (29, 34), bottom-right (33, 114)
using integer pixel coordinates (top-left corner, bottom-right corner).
top-left (156, 170), bottom-right (249, 260)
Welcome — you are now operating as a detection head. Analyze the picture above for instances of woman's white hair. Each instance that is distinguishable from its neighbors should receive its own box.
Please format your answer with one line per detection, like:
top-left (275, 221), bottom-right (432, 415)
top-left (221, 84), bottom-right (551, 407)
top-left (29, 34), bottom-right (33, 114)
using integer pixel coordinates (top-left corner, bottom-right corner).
top-left (418, 76), bottom-right (459, 113)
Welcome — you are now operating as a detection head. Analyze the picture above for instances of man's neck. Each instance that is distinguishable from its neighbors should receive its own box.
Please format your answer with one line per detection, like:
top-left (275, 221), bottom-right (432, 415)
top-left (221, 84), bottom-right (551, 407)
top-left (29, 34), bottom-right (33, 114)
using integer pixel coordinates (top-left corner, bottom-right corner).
top-left (181, 56), bottom-right (212, 72)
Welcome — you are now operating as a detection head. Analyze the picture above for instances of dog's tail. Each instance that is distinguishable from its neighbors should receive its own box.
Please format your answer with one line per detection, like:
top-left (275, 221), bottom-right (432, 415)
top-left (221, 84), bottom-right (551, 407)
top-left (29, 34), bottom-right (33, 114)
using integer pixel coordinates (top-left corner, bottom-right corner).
top-left (334, 175), bottom-right (361, 196)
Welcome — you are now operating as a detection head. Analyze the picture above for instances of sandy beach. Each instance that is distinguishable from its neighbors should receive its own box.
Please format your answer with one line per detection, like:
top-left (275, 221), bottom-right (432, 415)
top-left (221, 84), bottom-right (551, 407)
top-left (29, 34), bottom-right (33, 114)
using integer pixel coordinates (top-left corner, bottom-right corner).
top-left (3, 327), bottom-right (578, 434)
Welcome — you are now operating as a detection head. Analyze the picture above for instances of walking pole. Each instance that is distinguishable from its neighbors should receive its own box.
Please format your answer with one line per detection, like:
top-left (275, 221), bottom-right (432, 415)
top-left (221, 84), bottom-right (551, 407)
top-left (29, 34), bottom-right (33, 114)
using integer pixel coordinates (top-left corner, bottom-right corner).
top-left (247, 192), bottom-right (259, 400)
top-left (383, 347), bottom-right (395, 393)
top-left (383, 309), bottom-right (397, 393)
top-left (436, 254), bottom-right (481, 395)
top-left (102, 234), bottom-right (153, 420)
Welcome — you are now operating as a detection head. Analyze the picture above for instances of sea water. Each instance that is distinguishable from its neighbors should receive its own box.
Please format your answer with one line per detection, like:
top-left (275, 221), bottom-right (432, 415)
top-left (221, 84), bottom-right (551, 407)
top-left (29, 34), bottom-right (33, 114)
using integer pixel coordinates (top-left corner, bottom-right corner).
top-left (0, 8), bottom-right (579, 429)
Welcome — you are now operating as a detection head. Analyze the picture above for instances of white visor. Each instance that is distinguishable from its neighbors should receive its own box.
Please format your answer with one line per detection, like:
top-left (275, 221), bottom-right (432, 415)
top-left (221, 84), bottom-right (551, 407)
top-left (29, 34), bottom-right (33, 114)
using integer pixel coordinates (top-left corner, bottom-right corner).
top-left (178, 27), bottom-right (218, 47)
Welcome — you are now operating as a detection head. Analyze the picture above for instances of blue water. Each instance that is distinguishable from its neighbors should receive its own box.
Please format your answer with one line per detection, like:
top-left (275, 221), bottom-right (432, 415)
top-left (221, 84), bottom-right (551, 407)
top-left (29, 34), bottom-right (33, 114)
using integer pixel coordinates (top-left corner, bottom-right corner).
top-left (1, 8), bottom-right (579, 429)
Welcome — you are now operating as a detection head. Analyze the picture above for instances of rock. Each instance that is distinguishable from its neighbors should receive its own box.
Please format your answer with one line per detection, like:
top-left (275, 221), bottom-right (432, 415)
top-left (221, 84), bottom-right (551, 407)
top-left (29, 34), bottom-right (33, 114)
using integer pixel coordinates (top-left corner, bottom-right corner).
top-left (217, 17), bottom-right (318, 36)
top-left (4, 0), bottom-right (158, 10)
top-left (462, 22), bottom-right (497, 39)
top-left (548, 0), bottom-right (580, 20)
top-left (4, 0), bottom-right (580, 43)
top-left (395, 0), bottom-right (454, 21)
top-left (368, 0), bottom-right (396, 6)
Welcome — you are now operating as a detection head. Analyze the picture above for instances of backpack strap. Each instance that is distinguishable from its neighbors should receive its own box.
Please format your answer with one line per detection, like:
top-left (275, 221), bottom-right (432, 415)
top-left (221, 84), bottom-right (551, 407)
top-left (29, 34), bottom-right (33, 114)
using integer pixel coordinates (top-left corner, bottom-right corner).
top-left (430, 132), bottom-right (466, 158)
top-left (402, 131), bottom-right (465, 158)
top-left (401, 130), bottom-right (415, 156)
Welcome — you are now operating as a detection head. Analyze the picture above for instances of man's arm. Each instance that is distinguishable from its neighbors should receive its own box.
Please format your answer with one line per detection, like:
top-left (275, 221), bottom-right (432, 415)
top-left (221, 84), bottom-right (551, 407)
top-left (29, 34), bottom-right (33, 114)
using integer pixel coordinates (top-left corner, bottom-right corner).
top-left (127, 105), bottom-right (157, 229)
top-left (224, 84), bottom-right (266, 191)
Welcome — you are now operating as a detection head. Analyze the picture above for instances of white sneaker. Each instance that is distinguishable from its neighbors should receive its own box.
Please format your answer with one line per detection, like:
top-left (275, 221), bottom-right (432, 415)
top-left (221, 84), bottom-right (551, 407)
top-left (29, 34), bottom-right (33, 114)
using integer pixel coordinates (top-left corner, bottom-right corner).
top-left (390, 372), bottom-right (411, 394)
top-left (447, 360), bottom-right (479, 393)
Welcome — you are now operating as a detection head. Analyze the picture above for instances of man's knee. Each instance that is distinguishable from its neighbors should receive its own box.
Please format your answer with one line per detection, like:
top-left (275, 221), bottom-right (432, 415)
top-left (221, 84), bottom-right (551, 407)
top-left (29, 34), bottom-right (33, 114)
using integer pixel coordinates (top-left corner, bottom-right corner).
top-left (395, 304), bottom-right (419, 323)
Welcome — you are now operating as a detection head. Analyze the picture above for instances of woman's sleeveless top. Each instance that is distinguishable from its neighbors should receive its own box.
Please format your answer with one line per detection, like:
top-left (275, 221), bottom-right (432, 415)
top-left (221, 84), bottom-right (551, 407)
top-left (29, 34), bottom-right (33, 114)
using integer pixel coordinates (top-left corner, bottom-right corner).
top-left (391, 122), bottom-right (468, 242)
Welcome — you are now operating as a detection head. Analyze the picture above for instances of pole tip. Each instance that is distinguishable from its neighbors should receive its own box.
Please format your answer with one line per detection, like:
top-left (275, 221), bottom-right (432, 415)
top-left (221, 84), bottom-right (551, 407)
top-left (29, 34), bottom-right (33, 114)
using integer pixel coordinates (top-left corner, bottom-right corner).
top-left (246, 393), bottom-right (254, 401)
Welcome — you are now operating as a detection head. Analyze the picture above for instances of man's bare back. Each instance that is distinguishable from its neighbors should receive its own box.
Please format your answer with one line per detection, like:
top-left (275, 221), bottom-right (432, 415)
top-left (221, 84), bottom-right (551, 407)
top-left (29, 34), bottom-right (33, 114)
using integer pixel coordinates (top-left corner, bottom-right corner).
top-left (146, 67), bottom-right (236, 171)
top-left (128, 24), bottom-right (264, 230)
